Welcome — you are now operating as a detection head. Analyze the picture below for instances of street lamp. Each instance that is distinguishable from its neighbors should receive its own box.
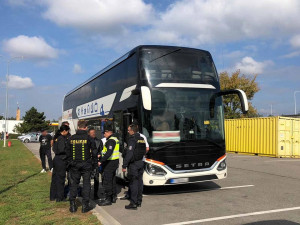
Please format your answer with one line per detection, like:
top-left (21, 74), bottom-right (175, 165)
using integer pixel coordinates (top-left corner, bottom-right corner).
top-left (294, 91), bottom-right (300, 115)
top-left (3, 56), bottom-right (23, 147)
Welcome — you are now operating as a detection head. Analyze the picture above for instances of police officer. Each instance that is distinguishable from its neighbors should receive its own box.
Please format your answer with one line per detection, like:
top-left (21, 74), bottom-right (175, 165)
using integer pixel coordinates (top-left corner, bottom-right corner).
top-left (50, 125), bottom-right (70, 201)
top-left (67, 121), bottom-right (97, 213)
top-left (122, 124), bottom-right (146, 210)
top-left (51, 121), bottom-right (71, 147)
top-left (98, 122), bottom-right (119, 206)
top-left (88, 128), bottom-right (103, 200)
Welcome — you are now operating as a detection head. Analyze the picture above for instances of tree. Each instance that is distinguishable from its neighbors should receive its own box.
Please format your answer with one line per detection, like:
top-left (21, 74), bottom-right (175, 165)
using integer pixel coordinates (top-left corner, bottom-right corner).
top-left (219, 70), bottom-right (260, 119)
top-left (14, 107), bottom-right (50, 133)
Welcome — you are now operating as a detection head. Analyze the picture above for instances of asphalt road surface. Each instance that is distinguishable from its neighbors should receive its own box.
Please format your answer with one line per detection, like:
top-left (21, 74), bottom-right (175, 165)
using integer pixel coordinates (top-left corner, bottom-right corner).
top-left (25, 142), bottom-right (300, 225)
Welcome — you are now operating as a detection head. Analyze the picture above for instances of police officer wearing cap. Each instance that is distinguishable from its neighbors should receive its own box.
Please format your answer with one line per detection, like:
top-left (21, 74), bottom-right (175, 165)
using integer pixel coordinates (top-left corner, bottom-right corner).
top-left (67, 120), bottom-right (97, 213)
top-left (122, 124), bottom-right (146, 210)
top-left (98, 122), bottom-right (119, 206)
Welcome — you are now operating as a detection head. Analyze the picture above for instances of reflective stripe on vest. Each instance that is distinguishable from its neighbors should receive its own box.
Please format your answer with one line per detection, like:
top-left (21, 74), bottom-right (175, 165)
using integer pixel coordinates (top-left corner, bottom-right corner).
top-left (102, 136), bottom-right (120, 160)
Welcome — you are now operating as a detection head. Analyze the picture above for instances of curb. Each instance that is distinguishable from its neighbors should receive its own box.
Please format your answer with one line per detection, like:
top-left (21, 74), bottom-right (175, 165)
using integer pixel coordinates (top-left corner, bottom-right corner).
top-left (92, 203), bottom-right (121, 225)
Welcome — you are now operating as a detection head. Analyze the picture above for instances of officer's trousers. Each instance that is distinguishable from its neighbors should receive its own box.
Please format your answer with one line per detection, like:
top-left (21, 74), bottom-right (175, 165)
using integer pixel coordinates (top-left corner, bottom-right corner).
top-left (50, 156), bottom-right (66, 200)
top-left (128, 160), bottom-right (144, 204)
top-left (102, 160), bottom-right (119, 197)
top-left (69, 160), bottom-right (92, 204)
top-left (40, 148), bottom-right (53, 170)
top-left (94, 168), bottom-right (100, 199)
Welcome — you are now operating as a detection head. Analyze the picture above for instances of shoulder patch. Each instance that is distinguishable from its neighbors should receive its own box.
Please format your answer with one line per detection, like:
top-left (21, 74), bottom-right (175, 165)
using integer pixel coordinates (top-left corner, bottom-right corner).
top-left (109, 146), bottom-right (113, 150)
top-left (129, 146), bottom-right (133, 150)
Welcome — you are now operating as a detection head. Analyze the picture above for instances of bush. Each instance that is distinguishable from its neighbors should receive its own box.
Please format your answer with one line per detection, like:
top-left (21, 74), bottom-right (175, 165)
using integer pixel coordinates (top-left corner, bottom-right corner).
top-left (8, 134), bottom-right (20, 139)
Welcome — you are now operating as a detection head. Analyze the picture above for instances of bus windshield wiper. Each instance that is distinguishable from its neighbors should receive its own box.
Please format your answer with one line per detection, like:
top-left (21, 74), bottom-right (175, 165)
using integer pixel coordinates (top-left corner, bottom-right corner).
top-left (152, 142), bottom-right (180, 152)
top-left (150, 49), bottom-right (181, 63)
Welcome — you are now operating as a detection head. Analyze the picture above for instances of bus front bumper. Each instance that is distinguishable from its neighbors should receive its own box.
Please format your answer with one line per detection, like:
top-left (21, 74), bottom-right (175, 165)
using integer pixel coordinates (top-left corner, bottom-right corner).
top-left (143, 156), bottom-right (227, 186)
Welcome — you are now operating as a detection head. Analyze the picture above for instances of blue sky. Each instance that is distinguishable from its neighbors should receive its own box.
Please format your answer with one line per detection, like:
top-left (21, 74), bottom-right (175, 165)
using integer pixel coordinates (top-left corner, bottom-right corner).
top-left (0, 0), bottom-right (300, 120)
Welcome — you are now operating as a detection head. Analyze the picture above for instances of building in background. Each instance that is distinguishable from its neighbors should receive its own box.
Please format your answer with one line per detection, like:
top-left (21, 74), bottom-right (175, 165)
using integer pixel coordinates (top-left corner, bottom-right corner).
top-left (0, 120), bottom-right (23, 134)
top-left (0, 105), bottom-right (23, 134)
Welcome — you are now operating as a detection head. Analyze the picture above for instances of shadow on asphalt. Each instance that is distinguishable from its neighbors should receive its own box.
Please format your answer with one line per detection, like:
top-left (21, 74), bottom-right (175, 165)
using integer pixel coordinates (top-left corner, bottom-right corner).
top-left (243, 220), bottom-right (300, 225)
top-left (0, 172), bottom-right (40, 195)
top-left (142, 181), bottom-right (221, 195)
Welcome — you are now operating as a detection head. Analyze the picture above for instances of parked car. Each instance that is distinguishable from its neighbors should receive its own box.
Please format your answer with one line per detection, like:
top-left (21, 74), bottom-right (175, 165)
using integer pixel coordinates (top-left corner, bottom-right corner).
top-left (18, 133), bottom-right (41, 143)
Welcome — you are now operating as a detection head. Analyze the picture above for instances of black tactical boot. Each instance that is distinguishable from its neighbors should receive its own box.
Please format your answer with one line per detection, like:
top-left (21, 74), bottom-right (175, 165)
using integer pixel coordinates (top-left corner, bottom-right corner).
top-left (98, 196), bottom-right (112, 206)
top-left (112, 195), bottom-right (117, 203)
top-left (125, 202), bottom-right (138, 210)
top-left (69, 200), bottom-right (77, 213)
top-left (137, 202), bottom-right (142, 207)
top-left (82, 202), bottom-right (93, 213)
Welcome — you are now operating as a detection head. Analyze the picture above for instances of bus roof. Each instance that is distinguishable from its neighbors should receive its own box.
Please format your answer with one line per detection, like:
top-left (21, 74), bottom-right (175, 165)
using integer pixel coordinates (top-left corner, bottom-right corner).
top-left (65, 45), bottom-right (210, 97)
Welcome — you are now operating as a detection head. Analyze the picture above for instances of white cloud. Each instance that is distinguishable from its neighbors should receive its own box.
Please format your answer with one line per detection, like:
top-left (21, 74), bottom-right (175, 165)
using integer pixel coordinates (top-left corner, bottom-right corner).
top-left (290, 34), bottom-right (300, 48)
top-left (234, 57), bottom-right (273, 75)
top-left (3, 35), bottom-right (59, 59)
top-left (150, 0), bottom-right (300, 45)
top-left (7, 75), bottom-right (34, 89)
top-left (42, 0), bottom-right (154, 34)
top-left (73, 64), bottom-right (84, 74)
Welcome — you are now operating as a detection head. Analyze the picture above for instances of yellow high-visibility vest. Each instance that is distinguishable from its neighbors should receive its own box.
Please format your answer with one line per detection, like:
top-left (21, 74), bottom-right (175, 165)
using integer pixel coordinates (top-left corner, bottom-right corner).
top-left (102, 136), bottom-right (119, 160)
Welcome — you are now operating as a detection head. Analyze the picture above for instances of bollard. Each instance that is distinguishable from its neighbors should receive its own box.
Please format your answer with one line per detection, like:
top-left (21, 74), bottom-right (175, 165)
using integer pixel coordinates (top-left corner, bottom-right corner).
top-left (8, 141), bottom-right (12, 147)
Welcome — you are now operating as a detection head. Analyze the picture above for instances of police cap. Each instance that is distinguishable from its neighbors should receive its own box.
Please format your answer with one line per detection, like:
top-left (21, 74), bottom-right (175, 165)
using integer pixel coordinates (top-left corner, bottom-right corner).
top-left (104, 121), bottom-right (113, 132)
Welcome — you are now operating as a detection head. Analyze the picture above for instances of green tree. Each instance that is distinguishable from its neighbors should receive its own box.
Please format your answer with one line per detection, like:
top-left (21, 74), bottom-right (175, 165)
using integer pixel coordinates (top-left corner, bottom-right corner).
top-left (14, 107), bottom-right (50, 133)
top-left (220, 70), bottom-right (260, 119)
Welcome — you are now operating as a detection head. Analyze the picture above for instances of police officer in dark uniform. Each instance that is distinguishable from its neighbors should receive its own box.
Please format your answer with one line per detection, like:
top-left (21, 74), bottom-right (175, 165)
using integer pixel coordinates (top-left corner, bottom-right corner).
top-left (122, 124), bottom-right (146, 210)
top-left (98, 122), bottom-right (119, 206)
top-left (50, 125), bottom-right (70, 201)
top-left (88, 128), bottom-right (103, 200)
top-left (67, 121), bottom-right (97, 213)
top-left (51, 121), bottom-right (71, 147)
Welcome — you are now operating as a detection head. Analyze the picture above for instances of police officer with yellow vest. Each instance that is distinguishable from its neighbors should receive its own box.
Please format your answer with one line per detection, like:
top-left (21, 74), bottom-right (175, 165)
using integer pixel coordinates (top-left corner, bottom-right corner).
top-left (98, 122), bottom-right (119, 206)
top-left (122, 124), bottom-right (146, 210)
top-left (67, 120), bottom-right (97, 213)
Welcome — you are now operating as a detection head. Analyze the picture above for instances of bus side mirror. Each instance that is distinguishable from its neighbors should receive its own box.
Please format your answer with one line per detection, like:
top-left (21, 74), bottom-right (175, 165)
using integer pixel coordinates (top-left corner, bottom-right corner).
top-left (141, 86), bottom-right (152, 111)
top-left (209, 89), bottom-right (248, 118)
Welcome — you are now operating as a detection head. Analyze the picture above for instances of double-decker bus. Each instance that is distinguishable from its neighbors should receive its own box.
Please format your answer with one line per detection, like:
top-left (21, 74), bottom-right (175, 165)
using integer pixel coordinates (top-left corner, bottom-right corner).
top-left (63, 45), bottom-right (248, 186)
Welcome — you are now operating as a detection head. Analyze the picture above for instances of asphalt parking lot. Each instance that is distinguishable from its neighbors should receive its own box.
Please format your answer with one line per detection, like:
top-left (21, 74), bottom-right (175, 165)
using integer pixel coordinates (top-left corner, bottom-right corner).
top-left (25, 143), bottom-right (300, 225)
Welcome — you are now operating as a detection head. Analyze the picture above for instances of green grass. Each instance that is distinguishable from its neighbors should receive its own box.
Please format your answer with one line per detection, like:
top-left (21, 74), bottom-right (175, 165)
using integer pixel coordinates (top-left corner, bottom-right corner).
top-left (0, 140), bottom-right (101, 225)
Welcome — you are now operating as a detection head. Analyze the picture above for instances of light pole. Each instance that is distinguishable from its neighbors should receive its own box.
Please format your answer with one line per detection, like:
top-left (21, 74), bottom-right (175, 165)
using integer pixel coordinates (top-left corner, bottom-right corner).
top-left (3, 56), bottom-right (23, 147)
top-left (294, 91), bottom-right (300, 115)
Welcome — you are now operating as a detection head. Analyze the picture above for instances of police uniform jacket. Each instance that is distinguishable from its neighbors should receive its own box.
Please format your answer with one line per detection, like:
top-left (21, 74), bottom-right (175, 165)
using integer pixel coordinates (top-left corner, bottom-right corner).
top-left (53, 135), bottom-right (68, 160)
top-left (100, 134), bottom-right (119, 164)
top-left (67, 130), bottom-right (97, 165)
top-left (122, 133), bottom-right (146, 169)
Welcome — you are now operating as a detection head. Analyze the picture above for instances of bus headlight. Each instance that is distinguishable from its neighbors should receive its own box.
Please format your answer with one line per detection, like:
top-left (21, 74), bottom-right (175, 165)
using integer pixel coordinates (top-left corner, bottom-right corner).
top-left (217, 159), bottom-right (226, 171)
top-left (145, 163), bottom-right (167, 176)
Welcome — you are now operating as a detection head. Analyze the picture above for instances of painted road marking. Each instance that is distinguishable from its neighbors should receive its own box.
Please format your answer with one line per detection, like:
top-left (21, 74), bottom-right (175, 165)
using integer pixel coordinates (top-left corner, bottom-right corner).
top-left (163, 206), bottom-right (300, 225)
top-left (117, 184), bottom-right (254, 198)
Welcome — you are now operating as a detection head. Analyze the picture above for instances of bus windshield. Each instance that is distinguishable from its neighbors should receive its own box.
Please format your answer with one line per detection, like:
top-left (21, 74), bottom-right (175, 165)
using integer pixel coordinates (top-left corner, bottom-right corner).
top-left (141, 49), bottom-right (218, 83)
top-left (142, 88), bottom-right (225, 144)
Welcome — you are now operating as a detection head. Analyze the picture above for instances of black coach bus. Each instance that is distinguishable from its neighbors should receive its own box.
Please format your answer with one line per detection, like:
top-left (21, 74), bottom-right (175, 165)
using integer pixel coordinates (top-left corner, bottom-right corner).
top-left (63, 45), bottom-right (248, 186)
